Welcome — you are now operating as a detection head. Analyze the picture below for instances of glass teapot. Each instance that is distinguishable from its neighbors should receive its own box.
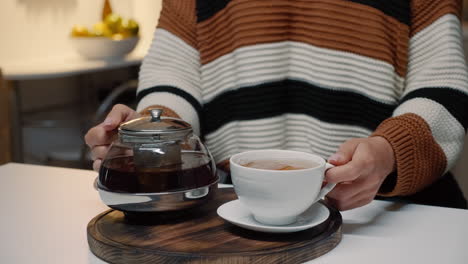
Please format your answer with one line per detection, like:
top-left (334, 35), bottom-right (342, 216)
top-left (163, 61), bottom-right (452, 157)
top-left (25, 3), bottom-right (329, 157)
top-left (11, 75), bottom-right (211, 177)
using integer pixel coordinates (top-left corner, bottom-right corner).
top-left (95, 108), bottom-right (218, 212)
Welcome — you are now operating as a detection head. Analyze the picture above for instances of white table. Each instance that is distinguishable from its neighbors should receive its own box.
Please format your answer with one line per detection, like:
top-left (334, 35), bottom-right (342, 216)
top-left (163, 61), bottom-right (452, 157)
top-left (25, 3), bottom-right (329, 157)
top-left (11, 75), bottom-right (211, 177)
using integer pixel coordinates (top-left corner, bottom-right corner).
top-left (1, 163), bottom-right (467, 264)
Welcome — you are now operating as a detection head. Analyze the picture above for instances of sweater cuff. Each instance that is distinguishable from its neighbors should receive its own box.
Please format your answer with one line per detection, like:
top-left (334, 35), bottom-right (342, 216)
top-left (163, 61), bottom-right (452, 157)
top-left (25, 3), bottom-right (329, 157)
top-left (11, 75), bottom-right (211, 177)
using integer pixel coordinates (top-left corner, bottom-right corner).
top-left (371, 113), bottom-right (446, 197)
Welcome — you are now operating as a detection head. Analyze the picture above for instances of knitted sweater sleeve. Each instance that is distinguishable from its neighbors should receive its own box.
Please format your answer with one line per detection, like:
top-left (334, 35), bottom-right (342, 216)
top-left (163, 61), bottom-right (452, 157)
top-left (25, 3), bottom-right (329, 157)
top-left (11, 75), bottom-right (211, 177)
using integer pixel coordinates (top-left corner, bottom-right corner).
top-left (136, 0), bottom-right (202, 135)
top-left (373, 0), bottom-right (468, 196)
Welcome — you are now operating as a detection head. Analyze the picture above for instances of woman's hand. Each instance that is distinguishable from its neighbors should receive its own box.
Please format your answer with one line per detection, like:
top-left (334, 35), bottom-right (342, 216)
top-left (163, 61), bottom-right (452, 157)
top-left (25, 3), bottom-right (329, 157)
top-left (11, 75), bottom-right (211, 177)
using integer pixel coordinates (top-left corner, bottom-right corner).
top-left (325, 136), bottom-right (396, 211)
top-left (84, 104), bottom-right (139, 171)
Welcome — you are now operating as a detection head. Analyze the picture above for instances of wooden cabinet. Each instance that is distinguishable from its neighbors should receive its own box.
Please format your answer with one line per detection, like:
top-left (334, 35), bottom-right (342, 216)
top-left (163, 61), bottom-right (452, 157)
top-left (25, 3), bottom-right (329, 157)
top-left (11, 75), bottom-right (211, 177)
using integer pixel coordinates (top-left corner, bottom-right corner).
top-left (0, 70), bottom-right (12, 164)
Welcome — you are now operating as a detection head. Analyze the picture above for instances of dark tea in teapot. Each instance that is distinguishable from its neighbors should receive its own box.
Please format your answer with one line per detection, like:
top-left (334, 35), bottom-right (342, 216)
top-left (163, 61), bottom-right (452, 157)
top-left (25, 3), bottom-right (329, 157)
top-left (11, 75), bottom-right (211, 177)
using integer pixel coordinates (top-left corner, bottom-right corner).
top-left (99, 152), bottom-right (215, 193)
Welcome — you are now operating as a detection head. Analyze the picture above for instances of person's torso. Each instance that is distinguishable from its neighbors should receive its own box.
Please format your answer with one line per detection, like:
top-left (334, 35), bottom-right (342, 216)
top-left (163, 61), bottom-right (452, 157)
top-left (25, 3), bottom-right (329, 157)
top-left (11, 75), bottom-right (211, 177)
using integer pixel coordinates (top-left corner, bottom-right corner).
top-left (194, 0), bottom-right (410, 162)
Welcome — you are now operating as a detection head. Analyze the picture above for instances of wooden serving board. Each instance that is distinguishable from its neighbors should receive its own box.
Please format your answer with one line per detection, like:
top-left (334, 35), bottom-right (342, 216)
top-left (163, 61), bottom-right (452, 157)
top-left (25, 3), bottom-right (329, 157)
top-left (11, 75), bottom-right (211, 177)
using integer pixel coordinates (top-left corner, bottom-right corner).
top-left (88, 188), bottom-right (342, 264)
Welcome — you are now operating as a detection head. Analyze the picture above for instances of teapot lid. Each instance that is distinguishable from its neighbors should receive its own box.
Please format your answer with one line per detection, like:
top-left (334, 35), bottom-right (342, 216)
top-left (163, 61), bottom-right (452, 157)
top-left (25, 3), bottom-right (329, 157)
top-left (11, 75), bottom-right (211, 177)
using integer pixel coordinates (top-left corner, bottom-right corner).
top-left (118, 108), bottom-right (192, 143)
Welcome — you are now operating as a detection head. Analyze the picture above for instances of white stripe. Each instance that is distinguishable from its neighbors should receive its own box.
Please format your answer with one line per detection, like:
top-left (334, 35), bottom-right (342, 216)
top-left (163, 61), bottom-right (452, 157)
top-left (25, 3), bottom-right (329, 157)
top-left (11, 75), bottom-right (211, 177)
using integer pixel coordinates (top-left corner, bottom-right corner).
top-left (138, 29), bottom-right (202, 103)
top-left (394, 98), bottom-right (465, 171)
top-left (405, 14), bottom-right (468, 95)
top-left (136, 92), bottom-right (200, 136)
top-left (201, 41), bottom-right (403, 104)
top-left (206, 117), bottom-right (370, 145)
top-left (205, 114), bottom-right (372, 162)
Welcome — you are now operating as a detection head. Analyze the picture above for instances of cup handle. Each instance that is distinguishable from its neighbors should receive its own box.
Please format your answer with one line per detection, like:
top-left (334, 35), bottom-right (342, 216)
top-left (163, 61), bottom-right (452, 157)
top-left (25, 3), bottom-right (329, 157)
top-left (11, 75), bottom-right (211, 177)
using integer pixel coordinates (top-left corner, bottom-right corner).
top-left (313, 162), bottom-right (336, 203)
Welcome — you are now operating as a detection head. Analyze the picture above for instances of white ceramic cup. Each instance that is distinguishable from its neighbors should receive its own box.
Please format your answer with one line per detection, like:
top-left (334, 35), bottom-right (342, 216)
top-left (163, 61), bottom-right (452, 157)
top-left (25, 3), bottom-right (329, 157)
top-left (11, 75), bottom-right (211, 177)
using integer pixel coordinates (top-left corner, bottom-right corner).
top-left (230, 149), bottom-right (336, 226)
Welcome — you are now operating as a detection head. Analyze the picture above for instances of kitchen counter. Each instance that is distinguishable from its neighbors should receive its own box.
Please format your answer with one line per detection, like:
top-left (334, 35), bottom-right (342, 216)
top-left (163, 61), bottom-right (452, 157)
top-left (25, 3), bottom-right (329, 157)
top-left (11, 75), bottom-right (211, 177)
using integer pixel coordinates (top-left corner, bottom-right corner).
top-left (0, 163), bottom-right (467, 263)
top-left (2, 52), bottom-right (143, 81)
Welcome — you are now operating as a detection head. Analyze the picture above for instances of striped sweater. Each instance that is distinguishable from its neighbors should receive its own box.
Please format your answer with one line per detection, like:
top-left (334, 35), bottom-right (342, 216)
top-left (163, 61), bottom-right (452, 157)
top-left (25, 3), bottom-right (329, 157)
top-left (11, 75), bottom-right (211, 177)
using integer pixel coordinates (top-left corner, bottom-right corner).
top-left (136, 0), bottom-right (468, 196)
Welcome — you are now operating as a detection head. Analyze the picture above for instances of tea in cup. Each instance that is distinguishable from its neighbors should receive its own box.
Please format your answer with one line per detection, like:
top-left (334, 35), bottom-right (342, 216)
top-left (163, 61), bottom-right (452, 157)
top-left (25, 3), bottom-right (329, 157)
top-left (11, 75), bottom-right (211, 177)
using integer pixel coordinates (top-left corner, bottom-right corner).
top-left (229, 149), bottom-right (335, 225)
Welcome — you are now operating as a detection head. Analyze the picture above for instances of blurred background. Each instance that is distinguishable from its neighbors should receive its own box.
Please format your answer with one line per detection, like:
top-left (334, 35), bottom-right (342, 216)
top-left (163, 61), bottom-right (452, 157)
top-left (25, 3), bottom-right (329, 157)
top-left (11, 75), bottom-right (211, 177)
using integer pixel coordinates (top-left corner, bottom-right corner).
top-left (0, 0), bottom-right (162, 168)
top-left (1, 0), bottom-right (468, 199)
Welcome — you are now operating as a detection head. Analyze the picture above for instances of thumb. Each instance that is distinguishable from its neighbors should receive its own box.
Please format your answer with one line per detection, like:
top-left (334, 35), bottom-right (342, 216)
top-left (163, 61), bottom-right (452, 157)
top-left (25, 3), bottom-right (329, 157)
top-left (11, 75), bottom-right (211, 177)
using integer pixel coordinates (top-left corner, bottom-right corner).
top-left (101, 104), bottom-right (137, 131)
top-left (328, 138), bottom-right (363, 165)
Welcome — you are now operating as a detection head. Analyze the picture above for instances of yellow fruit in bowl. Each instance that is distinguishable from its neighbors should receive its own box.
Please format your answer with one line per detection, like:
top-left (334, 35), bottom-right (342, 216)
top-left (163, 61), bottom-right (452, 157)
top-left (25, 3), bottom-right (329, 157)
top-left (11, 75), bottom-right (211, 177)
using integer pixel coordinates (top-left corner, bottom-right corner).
top-left (71, 25), bottom-right (90, 37)
top-left (92, 22), bottom-right (112, 37)
top-left (104, 13), bottom-right (123, 33)
top-left (119, 18), bottom-right (139, 36)
top-left (111, 33), bottom-right (129, 41)
top-left (71, 13), bottom-right (138, 40)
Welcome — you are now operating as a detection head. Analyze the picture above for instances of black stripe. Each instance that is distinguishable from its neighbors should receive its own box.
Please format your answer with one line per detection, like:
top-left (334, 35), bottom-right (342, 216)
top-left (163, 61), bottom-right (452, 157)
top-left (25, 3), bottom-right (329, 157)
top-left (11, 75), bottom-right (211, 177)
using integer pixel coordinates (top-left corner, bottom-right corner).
top-left (136, 85), bottom-right (203, 123)
top-left (202, 80), bottom-right (396, 135)
top-left (377, 172), bottom-right (468, 209)
top-left (401, 87), bottom-right (468, 130)
top-left (196, 0), bottom-right (231, 22)
top-left (196, 0), bottom-right (410, 25)
top-left (347, 0), bottom-right (411, 25)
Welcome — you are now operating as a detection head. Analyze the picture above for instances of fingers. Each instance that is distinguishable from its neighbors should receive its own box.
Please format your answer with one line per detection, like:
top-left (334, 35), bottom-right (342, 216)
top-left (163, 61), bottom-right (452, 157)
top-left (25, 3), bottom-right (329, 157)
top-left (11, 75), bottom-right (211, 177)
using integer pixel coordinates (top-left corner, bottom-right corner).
top-left (85, 104), bottom-right (137, 148)
top-left (91, 145), bottom-right (110, 160)
top-left (84, 104), bottom-right (138, 171)
top-left (323, 136), bottom-right (396, 211)
top-left (93, 159), bottom-right (102, 172)
top-left (327, 176), bottom-right (380, 204)
top-left (326, 141), bottom-right (374, 184)
top-left (325, 162), bottom-right (362, 184)
top-left (328, 138), bottom-right (363, 166)
top-left (85, 125), bottom-right (115, 148)
top-left (326, 176), bottom-right (381, 211)
top-left (103, 104), bottom-right (138, 131)
top-left (327, 180), bottom-right (365, 202)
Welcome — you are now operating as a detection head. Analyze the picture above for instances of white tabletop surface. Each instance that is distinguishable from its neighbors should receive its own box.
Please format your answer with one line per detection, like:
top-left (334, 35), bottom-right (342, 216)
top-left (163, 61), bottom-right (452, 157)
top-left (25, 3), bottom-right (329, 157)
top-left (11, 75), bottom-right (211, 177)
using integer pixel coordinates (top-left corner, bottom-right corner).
top-left (0, 163), bottom-right (467, 264)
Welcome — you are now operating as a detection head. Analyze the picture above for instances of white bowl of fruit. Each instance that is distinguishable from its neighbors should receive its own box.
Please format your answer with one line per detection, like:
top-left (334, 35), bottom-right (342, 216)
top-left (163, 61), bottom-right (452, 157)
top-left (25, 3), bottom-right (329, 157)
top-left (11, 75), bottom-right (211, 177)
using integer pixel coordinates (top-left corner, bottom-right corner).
top-left (70, 14), bottom-right (140, 60)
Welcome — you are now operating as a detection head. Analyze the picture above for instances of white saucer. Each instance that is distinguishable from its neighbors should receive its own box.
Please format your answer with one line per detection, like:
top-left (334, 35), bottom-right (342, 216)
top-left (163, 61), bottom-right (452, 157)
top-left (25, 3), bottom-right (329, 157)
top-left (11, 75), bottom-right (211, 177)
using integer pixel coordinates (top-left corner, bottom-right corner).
top-left (217, 200), bottom-right (330, 233)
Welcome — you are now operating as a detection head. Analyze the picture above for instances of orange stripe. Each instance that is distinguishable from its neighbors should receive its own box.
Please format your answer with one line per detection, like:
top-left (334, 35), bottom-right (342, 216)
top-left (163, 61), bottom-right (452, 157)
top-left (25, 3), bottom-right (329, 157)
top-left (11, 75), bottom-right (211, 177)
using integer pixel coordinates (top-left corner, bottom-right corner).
top-left (197, 0), bottom-right (409, 76)
top-left (373, 113), bottom-right (447, 196)
top-left (411, 0), bottom-right (462, 36)
top-left (157, 0), bottom-right (198, 48)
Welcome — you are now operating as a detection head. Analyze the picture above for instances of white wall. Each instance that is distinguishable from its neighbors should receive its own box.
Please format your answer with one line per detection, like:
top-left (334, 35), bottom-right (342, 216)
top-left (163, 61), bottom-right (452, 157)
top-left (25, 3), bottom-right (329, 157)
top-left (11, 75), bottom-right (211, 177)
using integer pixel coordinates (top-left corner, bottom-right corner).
top-left (0, 0), bottom-right (162, 63)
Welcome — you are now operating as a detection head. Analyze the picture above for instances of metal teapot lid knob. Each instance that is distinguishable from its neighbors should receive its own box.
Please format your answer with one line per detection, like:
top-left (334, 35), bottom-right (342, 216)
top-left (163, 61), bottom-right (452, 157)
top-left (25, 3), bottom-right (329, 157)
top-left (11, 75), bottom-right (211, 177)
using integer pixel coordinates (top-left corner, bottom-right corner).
top-left (118, 107), bottom-right (192, 143)
top-left (150, 109), bottom-right (163, 122)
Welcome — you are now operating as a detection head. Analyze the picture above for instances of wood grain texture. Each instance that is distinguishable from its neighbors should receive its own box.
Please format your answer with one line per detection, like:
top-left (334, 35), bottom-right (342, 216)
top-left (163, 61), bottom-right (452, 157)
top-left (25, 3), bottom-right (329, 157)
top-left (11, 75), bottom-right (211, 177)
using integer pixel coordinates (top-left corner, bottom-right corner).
top-left (88, 188), bottom-right (342, 263)
top-left (0, 70), bottom-right (12, 165)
